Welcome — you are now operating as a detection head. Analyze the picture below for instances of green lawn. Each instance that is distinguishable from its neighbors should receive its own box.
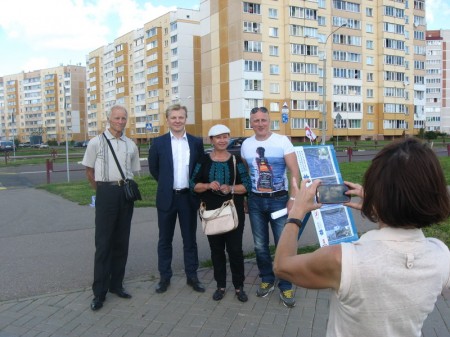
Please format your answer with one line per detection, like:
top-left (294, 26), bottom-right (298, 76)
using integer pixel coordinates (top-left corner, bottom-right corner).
top-left (36, 156), bottom-right (450, 249)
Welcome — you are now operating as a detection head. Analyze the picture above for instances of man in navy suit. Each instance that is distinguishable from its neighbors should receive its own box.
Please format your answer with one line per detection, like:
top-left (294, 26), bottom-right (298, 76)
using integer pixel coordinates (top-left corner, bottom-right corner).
top-left (148, 104), bottom-right (205, 293)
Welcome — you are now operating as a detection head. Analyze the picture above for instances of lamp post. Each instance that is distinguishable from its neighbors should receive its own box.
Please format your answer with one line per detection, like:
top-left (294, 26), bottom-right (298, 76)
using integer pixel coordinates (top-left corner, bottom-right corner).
top-left (11, 113), bottom-right (16, 159)
top-left (63, 86), bottom-right (70, 182)
top-left (321, 23), bottom-right (347, 145)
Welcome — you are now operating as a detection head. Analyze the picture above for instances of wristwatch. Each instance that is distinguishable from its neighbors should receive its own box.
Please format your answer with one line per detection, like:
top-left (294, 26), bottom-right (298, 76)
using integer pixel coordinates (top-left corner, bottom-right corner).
top-left (284, 218), bottom-right (303, 229)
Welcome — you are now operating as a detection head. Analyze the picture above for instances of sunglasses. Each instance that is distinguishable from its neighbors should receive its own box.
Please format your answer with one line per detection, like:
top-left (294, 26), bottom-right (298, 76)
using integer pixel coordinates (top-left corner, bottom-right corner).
top-left (250, 107), bottom-right (268, 114)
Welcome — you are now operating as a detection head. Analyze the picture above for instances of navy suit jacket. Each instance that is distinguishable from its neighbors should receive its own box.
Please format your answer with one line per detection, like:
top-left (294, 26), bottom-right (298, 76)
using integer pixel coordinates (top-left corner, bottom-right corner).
top-left (148, 132), bottom-right (204, 211)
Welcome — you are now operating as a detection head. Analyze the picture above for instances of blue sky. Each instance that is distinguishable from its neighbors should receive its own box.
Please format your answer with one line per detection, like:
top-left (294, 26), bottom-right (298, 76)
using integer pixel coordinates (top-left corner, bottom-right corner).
top-left (0, 0), bottom-right (449, 77)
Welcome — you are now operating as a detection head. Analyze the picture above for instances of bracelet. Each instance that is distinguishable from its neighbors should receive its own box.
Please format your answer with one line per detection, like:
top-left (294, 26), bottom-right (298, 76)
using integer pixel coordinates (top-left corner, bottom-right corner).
top-left (285, 218), bottom-right (303, 229)
top-left (289, 196), bottom-right (295, 201)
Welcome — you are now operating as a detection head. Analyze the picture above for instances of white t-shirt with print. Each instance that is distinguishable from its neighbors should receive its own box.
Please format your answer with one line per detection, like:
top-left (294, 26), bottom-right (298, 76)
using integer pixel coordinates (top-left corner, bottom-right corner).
top-left (240, 133), bottom-right (294, 193)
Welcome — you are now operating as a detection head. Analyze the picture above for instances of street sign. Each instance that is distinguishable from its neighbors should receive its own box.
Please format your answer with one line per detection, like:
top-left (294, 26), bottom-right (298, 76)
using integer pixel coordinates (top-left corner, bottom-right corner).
top-left (282, 102), bottom-right (289, 124)
top-left (146, 123), bottom-right (153, 131)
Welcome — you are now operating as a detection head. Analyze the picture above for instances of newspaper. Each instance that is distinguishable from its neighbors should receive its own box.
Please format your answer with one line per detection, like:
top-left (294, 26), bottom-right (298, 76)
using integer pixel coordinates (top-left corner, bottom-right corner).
top-left (294, 145), bottom-right (358, 247)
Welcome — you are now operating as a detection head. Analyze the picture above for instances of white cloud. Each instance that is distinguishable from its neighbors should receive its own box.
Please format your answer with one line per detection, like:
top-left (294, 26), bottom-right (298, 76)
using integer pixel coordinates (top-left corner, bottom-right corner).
top-left (0, 0), bottom-right (176, 74)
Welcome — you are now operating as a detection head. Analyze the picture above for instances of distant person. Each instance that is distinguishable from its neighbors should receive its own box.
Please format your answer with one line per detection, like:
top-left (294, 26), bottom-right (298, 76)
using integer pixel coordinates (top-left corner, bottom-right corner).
top-left (82, 105), bottom-right (141, 311)
top-left (148, 104), bottom-right (205, 294)
top-left (240, 106), bottom-right (300, 307)
top-left (190, 124), bottom-right (251, 302)
top-left (275, 137), bottom-right (450, 336)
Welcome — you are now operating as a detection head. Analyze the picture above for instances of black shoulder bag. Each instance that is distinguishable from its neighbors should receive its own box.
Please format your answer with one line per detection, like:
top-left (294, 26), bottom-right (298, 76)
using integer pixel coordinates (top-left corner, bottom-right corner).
top-left (103, 133), bottom-right (142, 201)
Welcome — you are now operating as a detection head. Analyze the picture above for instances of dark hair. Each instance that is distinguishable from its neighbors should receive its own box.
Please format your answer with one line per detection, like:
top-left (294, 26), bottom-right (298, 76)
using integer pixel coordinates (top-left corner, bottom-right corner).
top-left (250, 107), bottom-right (268, 114)
top-left (362, 137), bottom-right (450, 228)
top-left (166, 104), bottom-right (188, 118)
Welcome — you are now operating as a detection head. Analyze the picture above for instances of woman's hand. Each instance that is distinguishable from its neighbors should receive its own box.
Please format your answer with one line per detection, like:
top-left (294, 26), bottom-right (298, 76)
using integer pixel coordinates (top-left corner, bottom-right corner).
top-left (343, 181), bottom-right (364, 210)
top-left (219, 184), bottom-right (231, 194)
top-left (288, 178), bottom-right (322, 220)
top-left (208, 181), bottom-right (221, 191)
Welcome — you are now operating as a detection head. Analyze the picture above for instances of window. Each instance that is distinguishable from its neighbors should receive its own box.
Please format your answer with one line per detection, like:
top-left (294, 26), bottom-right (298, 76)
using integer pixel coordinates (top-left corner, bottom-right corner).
top-left (291, 62), bottom-right (318, 74)
top-left (243, 21), bottom-right (261, 33)
top-left (367, 56), bottom-right (374, 65)
top-left (270, 120), bottom-right (280, 130)
top-left (268, 8), bottom-right (278, 18)
top-left (270, 64), bottom-right (280, 75)
top-left (270, 83), bottom-right (280, 94)
top-left (366, 24), bottom-right (373, 33)
top-left (243, 2), bottom-right (261, 14)
top-left (244, 60), bottom-right (262, 72)
top-left (269, 27), bottom-right (279, 37)
top-left (367, 121), bottom-right (374, 130)
top-left (244, 41), bottom-right (262, 52)
top-left (244, 79), bottom-right (262, 91)
top-left (270, 102), bottom-right (280, 111)
top-left (290, 81), bottom-right (318, 92)
top-left (269, 45), bottom-right (279, 56)
top-left (291, 43), bottom-right (318, 56)
top-left (366, 7), bottom-right (373, 16)
top-left (366, 40), bottom-right (374, 49)
top-left (367, 105), bottom-right (374, 114)
top-left (367, 89), bottom-right (374, 98)
top-left (318, 16), bottom-right (326, 26)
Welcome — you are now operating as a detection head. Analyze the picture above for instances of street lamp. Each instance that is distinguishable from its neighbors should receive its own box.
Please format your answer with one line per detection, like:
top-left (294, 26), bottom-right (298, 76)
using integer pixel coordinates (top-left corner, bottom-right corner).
top-left (321, 23), bottom-right (347, 145)
top-left (63, 86), bottom-right (70, 182)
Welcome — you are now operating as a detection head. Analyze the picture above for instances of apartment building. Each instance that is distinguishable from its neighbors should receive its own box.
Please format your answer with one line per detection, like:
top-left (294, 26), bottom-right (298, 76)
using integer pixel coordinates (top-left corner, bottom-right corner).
top-left (0, 66), bottom-right (87, 144)
top-left (86, 9), bottom-right (202, 143)
top-left (200, 0), bottom-right (426, 141)
top-left (426, 29), bottom-right (450, 134)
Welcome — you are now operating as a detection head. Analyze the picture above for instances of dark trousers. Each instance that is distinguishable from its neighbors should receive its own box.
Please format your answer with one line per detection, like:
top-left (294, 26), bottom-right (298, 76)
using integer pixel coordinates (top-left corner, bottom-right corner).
top-left (207, 218), bottom-right (245, 289)
top-left (92, 184), bottom-right (134, 297)
top-left (157, 193), bottom-right (199, 280)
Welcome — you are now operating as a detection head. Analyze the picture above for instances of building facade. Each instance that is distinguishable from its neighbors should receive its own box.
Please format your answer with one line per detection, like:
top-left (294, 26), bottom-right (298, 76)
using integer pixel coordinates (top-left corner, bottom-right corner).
top-left (426, 29), bottom-right (450, 134)
top-left (200, 0), bottom-right (426, 141)
top-left (1, 1), bottom-right (433, 145)
top-left (86, 9), bottom-right (202, 143)
top-left (0, 66), bottom-right (87, 144)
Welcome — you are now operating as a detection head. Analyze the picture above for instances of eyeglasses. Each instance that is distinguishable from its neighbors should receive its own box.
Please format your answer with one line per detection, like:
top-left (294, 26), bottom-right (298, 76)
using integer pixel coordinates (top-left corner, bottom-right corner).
top-left (250, 107), bottom-right (268, 114)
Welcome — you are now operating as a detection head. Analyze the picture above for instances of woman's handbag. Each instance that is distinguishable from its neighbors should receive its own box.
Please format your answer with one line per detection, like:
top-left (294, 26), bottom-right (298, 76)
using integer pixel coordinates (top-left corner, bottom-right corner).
top-left (199, 156), bottom-right (238, 235)
top-left (103, 134), bottom-right (142, 201)
top-left (200, 199), bottom-right (238, 235)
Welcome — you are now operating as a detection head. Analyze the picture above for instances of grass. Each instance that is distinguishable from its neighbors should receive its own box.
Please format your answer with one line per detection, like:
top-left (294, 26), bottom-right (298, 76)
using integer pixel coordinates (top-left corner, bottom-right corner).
top-left (34, 155), bottom-right (450, 259)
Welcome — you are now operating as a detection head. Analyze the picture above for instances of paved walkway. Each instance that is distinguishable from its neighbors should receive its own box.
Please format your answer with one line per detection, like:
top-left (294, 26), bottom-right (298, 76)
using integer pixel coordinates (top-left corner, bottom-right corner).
top-left (0, 184), bottom-right (449, 336)
top-left (1, 260), bottom-right (450, 337)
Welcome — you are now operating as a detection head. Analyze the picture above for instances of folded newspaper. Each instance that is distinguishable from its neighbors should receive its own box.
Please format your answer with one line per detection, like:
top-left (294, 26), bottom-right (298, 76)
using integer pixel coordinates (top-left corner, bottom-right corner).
top-left (294, 145), bottom-right (358, 247)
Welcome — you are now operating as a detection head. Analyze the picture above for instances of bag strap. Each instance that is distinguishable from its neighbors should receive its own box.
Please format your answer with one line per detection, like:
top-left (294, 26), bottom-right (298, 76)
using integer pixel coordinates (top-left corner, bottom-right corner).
top-left (200, 200), bottom-right (232, 220)
top-left (231, 155), bottom-right (236, 200)
top-left (102, 133), bottom-right (126, 181)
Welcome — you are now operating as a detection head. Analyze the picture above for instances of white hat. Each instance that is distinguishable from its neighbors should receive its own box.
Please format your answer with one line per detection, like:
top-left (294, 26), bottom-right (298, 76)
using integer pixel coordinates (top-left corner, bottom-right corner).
top-left (208, 124), bottom-right (231, 137)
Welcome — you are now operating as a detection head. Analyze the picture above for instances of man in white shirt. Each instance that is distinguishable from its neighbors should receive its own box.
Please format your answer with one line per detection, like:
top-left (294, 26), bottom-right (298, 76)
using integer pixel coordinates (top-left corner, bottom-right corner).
top-left (148, 104), bottom-right (205, 294)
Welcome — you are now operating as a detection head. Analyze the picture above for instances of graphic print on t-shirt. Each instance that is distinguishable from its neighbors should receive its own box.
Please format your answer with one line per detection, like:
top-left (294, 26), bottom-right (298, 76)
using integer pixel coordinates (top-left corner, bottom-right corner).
top-left (256, 147), bottom-right (273, 192)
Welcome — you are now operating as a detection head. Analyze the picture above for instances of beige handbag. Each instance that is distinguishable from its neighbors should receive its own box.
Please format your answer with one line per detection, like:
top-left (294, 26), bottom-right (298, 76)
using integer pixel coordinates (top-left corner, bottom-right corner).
top-left (199, 156), bottom-right (238, 235)
top-left (200, 199), bottom-right (238, 235)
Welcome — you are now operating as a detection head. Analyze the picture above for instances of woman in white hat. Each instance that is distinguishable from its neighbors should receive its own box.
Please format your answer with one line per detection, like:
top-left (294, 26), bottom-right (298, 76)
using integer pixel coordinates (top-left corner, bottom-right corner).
top-left (190, 124), bottom-right (251, 302)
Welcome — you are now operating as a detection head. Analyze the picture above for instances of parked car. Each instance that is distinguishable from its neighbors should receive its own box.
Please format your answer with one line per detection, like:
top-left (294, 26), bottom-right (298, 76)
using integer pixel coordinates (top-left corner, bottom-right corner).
top-left (0, 141), bottom-right (15, 152)
top-left (38, 144), bottom-right (49, 149)
top-left (73, 141), bottom-right (89, 148)
top-left (19, 142), bottom-right (31, 148)
top-left (205, 137), bottom-right (247, 156)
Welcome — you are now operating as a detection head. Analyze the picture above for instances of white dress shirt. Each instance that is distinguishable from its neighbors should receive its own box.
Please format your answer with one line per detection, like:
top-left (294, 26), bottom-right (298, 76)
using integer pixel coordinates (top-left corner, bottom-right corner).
top-left (170, 131), bottom-right (190, 189)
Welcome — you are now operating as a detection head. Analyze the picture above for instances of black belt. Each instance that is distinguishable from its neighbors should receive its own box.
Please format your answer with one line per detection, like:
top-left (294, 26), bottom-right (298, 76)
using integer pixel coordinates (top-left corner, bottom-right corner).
top-left (173, 188), bottom-right (189, 194)
top-left (97, 180), bottom-right (125, 186)
top-left (252, 190), bottom-right (288, 198)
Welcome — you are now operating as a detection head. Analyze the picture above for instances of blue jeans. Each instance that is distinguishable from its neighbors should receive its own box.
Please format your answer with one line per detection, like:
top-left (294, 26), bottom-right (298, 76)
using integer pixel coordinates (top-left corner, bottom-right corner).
top-left (248, 193), bottom-right (291, 291)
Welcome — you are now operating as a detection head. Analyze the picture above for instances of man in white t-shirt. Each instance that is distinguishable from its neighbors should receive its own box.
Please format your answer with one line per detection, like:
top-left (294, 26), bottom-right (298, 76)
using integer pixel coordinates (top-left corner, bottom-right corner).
top-left (241, 106), bottom-right (300, 307)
